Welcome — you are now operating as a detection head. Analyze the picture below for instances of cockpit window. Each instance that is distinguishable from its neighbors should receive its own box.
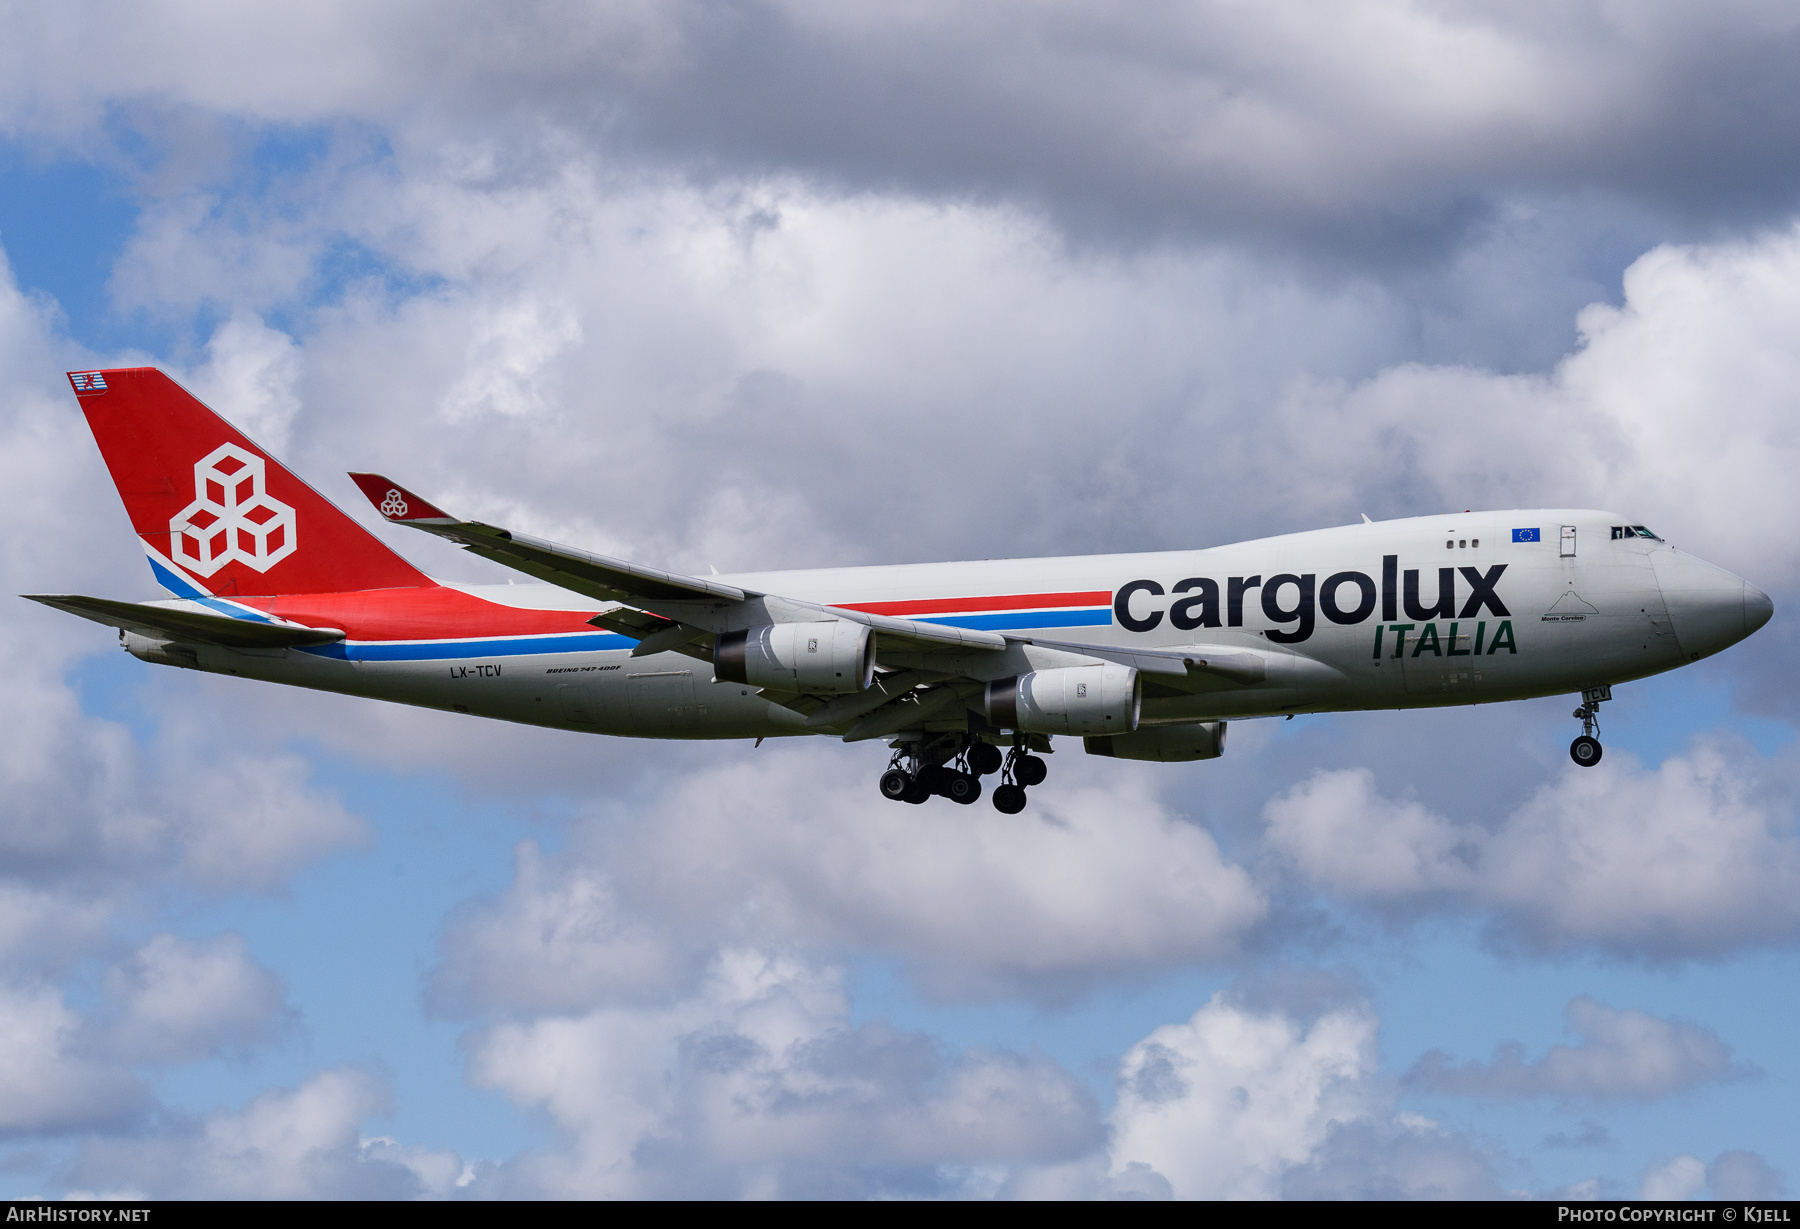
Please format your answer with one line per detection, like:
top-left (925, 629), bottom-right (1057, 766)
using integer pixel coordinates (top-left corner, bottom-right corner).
top-left (1612, 525), bottom-right (1663, 541)
top-left (1632, 525), bottom-right (1662, 541)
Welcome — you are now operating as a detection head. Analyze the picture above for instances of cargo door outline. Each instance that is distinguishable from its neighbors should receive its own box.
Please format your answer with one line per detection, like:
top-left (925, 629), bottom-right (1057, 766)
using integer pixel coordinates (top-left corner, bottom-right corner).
top-left (627, 669), bottom-right (698, 731)
top-left (557, 679), bottom-right (609, 725)
top-left (1400, 622), bottom-right (1483, 695)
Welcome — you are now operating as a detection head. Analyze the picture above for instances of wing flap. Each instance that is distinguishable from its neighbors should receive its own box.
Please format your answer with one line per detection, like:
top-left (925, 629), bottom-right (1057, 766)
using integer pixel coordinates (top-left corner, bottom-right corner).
top-left (23, 594), bottom-right (345, 648)
top-left (1006, 634), bottom-right (1267, 682)
top-left (842, 681), bottom-right (981, 743)
top-left (586, 607), bottom-right (713, 663)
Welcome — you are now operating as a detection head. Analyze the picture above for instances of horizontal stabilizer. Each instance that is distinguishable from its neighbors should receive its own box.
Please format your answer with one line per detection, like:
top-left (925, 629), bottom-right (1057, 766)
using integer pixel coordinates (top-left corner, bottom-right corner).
top-left (22, 594), bottom-right (346, 648)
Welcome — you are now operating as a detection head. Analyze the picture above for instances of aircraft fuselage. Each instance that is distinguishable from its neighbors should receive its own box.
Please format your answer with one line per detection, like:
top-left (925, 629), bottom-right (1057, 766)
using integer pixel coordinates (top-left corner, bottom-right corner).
top-left (125, 508), bottom-right (1767, 741)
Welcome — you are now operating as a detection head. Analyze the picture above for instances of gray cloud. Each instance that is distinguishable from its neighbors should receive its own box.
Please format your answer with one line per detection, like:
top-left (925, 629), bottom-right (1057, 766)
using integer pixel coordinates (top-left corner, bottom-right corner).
top-left (1639, 1150), bottom-right (1789, 1200)
top-left (1542, 1119), bottom-right (1612, 1150)
top-left (95, 933), bottom-right (291, 1064)
top-left (1279, 1118), bottom-right (1505, 1200)
top-left (1710, 1150), bottom-right (1787, 1200)
top-left (1405, 996), bottom-right (1747, 1102)
top-left (429, 840), bottom-right (701, 1015)
top-left (9, 3), bottom-right (1800, 261)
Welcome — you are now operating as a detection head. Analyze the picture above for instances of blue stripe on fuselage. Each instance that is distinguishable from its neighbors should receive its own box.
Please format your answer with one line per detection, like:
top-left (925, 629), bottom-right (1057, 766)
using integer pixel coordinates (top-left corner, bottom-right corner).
top-left (919, 609), bottom-right (1112, 631)
top-left (301, 631), bottom-right (637, 661)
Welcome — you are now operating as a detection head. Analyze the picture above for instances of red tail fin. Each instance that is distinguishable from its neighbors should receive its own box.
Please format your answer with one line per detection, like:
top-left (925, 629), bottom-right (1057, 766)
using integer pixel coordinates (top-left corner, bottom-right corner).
top-left (68, 368), bottom-right (434, 597)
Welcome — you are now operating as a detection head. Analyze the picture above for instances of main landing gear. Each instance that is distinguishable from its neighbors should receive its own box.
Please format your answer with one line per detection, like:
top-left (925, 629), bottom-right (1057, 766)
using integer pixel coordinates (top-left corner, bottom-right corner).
top-left (880, 734), bottom-right (989, 806)
top-left (878, 734), bottom-right (1045, 811)
top-left (1570, 684), bottom-right (1610, 767)
top-left (990, 736), bottom-right (1047, 814)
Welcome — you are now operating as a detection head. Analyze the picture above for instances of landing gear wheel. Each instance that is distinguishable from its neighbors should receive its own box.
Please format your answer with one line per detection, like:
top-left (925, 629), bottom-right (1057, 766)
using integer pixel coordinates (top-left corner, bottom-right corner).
top-left (1014, 755), bottom-right (1047, 787)
top-left (946, 772), bottom-right (981, 805)
top-left (917, 765), bottom-right (950, 796)
top-left (902, 782), bottom-right (932, 804)
top-left (1570, 735), bottom-right (1603, 767)
top-left (992, 783), bottom-right (1027, 814)
top-left (967, 742), bottom-right (1003, 777)
top-left (879, 769), bottom-right (914, 801)
top-left (1569, 686), bottom-right (1610, 767)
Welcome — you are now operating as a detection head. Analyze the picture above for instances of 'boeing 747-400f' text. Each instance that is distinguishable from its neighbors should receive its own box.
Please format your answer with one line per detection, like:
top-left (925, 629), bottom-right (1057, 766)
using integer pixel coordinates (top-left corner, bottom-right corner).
top-left (28, 369), bottom-right (1774, 812)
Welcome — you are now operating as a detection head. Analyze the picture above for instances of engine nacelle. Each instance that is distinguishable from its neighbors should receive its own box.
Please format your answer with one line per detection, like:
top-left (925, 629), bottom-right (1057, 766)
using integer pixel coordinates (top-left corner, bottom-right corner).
top-left (1084, 721), bottom-right (1227, 763)
top-left (713, 621), bottom-right (874, 694)
top-left (984, 663), bottom-right (1140, 736)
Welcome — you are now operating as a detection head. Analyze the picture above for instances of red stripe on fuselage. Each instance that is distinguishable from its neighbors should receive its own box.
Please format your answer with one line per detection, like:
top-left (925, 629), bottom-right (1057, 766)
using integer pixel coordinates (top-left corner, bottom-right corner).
top-left (236, 587), bottom-right (601, 641)
top-left (231, 587), bottom-right (1115, 643)
top-left (837, 590), bottom-right (1111, 617)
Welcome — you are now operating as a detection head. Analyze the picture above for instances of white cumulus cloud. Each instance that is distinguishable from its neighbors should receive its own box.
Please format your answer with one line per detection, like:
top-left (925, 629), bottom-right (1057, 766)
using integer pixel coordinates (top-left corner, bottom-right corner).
top-left (463, 949), bottom-right (1101, 1198)
top-left (1265, 740), bottom-right (1800, 959)
top-left (0, 983), bottom-right (146, 1136)
top-left (1104, 991), bottom-right (1379, 1200)
top-left (72, 1067), bottom-right (429, 1199)
top-left (451, 745), bottom-right (1268, 1002)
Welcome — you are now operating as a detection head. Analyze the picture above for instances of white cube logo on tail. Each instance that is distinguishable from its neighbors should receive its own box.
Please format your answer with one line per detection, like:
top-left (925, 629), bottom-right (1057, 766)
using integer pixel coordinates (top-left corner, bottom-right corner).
top-left (379, 489), bottom-right (409, 518)
top-left (168, 444), bottom-right (297, 576)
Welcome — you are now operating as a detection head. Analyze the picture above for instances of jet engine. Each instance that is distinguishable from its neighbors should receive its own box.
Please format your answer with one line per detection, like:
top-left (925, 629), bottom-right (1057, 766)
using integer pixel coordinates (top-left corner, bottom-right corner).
top-left (713, 621), bottom-right (875, 693)
top-left (1084, 720), bottom-right (1226, 762)
top-left (983, 663), bottom-right (1140, 736)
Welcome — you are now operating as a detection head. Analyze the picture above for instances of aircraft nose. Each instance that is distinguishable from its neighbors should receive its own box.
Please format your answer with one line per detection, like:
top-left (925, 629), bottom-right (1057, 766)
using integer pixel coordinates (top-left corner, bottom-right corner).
top-left (1746, 582), bottom-right (1774, 635)
top-left (1652, 550), bottom-right (1771, 660)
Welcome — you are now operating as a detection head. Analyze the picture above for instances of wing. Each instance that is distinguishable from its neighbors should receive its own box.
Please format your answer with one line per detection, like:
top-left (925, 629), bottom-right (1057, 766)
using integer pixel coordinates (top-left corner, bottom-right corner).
top-left (347, 473), bottom-right (751, 607)
top-left (23, 594), bottom-right (345, 648)
top-left (349, 474), bottom-right (1007, 656)
top-left (344, 475), bottom-right (1313, 738)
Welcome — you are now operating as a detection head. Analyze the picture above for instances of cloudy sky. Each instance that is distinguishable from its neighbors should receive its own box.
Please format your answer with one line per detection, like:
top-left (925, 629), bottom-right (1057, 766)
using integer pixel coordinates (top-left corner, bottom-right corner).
top-left (2, 0), bottom-right (1799, 1199)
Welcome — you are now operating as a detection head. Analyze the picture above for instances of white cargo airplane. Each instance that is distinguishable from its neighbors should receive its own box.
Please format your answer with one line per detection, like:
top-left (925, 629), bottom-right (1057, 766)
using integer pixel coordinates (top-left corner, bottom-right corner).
top-left (28, 369), bottom-right (1773, 812)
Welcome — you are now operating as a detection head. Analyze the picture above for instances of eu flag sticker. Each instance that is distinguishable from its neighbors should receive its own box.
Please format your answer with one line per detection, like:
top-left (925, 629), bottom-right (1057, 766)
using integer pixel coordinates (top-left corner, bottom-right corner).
top-left (1512, 527), bottom-right (1540, 542)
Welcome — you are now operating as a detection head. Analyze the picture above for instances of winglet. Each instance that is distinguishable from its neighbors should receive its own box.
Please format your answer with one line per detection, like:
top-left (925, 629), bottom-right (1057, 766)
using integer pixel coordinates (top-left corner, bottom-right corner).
top-left (348, 473), bottom-right (457, 524)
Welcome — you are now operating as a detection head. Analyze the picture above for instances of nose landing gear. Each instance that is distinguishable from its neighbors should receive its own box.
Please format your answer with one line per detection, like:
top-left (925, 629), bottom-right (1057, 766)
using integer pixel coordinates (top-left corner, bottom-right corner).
top-left (1570, 685), bottom-right (1609, 767)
